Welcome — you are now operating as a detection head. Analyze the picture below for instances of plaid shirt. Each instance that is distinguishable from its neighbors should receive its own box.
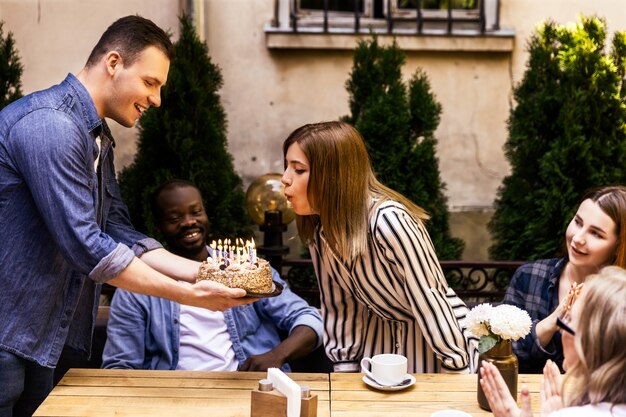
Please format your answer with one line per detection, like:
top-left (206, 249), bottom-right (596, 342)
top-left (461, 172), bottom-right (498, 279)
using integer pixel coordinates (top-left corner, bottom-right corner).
top-left (503, 257), bottom-right (566, 373)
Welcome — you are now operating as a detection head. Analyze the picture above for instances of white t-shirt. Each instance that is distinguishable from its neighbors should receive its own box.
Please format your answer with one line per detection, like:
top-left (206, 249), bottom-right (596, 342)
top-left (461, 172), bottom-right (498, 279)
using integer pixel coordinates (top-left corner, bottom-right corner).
top-left (175, 304), bottom-right (238, 371)
top-left (550, 403), bottom-right (626, 417)
top-left (94, 135), bottom-right (101, 172)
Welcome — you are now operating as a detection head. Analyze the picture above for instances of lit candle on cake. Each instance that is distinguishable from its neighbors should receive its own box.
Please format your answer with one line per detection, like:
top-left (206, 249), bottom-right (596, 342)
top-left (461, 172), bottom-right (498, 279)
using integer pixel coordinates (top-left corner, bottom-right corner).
top-left (210, 241), bottom-right (218, 265)
top-left (251, 238), bottom-right (257, 264)
top-left (246, 240), bottom-right (253, 264)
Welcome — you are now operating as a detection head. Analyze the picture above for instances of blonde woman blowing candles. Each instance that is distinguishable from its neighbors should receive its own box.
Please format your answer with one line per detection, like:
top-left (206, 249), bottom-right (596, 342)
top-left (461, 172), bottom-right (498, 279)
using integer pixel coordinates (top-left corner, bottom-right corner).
top-left (281, 121), bottom-right (477, 374)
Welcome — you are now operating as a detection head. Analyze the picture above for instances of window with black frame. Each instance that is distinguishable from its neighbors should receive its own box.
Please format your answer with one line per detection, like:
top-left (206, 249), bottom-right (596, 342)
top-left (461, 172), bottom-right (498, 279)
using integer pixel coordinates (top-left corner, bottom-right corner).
top-left (297, 0), bottom-right (372, 20)
top-left (391, 0), bottom-right (482, 31)
top-left (280, 0), bottom-right (496, 34)
top-left (299, 0), bottom-right (366, 13)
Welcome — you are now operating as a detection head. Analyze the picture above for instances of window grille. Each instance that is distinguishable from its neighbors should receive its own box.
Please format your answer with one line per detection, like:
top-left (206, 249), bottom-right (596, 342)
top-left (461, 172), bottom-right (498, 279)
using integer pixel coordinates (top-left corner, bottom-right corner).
top-left (271, 0), bottom-right (500, 35)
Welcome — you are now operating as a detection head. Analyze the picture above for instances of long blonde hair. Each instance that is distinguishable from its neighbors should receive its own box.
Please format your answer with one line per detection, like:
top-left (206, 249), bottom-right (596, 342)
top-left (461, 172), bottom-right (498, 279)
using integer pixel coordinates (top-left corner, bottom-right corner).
top-left (564, 266), bottom-right (626, 407)
top-left (282, 121), bottom-right (428, 260)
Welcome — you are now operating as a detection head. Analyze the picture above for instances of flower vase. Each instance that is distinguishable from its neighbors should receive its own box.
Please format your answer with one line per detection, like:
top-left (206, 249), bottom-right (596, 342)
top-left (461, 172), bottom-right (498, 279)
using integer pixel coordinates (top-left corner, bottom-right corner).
top-left (477, 339), bottom-right (518, 411)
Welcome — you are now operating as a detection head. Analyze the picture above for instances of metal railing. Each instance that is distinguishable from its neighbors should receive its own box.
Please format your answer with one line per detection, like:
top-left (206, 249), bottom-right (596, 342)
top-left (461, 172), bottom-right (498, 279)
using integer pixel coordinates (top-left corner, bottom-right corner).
top-left (283, 258), bottom-right (523, 308)
top-left (101, 258), bottom-right (522, 309)
top-left (269, 0), bottom-right (501, 35)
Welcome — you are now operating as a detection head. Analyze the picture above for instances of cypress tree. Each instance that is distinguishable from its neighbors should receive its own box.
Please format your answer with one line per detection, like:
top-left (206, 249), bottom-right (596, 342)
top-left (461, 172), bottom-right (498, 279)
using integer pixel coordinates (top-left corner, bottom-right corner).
top-left (489, 16), bottom-right (626, 260)
top-left (343, 36), bottom-right (464, 259)
top-left (119, 15), bottom-right (251, 242)
top-left (0, 21), bottom-right (23, 110)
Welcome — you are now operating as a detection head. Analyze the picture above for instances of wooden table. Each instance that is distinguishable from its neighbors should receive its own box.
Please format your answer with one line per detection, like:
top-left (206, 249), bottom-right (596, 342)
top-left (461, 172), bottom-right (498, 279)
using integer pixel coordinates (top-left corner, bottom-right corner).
top-left (34, 369), bottom-right (330, 417)
top-left (331, 373), bottom-right (543, 417)
top-left (35, 369), bottom-right (542, 417)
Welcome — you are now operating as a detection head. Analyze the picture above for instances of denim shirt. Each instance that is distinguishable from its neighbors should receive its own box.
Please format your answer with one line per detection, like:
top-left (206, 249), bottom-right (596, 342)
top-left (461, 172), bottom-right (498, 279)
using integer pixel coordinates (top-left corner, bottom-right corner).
top-left (101, 270), bottom-right (323, 372)
top-left (0, 74), bottom-right (161, 367)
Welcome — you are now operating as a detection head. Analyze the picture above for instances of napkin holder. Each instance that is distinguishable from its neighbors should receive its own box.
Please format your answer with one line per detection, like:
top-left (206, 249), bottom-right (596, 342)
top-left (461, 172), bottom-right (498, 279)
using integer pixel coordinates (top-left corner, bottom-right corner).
top-left (251, 379), bottom-right (317, 417)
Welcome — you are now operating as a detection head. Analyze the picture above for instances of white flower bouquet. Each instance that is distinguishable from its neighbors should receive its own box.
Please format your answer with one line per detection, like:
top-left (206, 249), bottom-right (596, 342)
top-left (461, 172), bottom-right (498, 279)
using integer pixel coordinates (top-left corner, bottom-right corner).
top-left (463, 303), bottom-right (532, 353)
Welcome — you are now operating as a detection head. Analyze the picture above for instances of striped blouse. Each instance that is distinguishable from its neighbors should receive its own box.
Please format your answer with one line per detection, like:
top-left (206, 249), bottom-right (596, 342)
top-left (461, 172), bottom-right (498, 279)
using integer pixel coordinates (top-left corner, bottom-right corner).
top-left (309, 200), bottom-right (478, 373)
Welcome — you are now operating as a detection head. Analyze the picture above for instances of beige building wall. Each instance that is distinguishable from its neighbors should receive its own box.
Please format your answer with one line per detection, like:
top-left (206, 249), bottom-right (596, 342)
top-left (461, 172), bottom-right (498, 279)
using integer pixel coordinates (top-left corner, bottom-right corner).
top-left (0, 0), bottom-right (182, 171)
top-left (2, 0), bottom-right (626, 259)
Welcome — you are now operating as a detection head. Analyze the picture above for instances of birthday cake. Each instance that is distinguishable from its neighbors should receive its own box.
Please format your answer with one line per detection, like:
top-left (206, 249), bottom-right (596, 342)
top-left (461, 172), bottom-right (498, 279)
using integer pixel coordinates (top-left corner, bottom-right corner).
top-left (196, 239), bottom-right (274, 293)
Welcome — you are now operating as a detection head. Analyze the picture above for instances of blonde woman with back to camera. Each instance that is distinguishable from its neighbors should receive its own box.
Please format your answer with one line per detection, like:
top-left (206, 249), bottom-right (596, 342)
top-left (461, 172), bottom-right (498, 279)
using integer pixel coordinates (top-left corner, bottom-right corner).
top-left (281, 121), bottom-right (477, 374)
top-left (481, 266), bottom-right (626, 417)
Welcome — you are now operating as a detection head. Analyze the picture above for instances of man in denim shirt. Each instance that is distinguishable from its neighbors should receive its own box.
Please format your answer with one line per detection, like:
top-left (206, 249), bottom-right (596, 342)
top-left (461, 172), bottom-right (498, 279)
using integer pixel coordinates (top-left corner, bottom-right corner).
top-left (102, 180), bottom-right (323, 372)
top-left (0, 16), bottom-right (252, 416)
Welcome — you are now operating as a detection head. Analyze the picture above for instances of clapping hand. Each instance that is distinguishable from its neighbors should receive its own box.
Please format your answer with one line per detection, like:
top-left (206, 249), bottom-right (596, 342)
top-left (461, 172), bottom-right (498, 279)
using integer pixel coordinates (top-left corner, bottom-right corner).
top-left (540, 360), bottom-right (563, 417)
top-left (480, 361), bottom-right (533, 417)
top-left (558, 282), bottom-right (584, 317)
top-left (480, 359), bottom-right (565, 417)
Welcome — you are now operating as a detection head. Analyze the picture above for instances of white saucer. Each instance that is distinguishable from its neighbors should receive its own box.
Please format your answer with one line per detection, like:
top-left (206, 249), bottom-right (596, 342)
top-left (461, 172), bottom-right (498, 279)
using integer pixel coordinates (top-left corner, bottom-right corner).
top-left (362, 374), bottom-right (416, 391)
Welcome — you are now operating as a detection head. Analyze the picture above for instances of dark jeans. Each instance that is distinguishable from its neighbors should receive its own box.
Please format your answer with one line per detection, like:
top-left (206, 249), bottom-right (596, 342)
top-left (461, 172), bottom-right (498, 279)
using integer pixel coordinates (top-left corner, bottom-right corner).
top-left (0, 349), bottom-right (54, 417)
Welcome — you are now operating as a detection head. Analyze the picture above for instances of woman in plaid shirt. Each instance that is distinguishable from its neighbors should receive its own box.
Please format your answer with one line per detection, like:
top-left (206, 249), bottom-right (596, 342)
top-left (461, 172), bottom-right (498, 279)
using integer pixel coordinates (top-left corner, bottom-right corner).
top-left (503, 186), bottom-right (626, 373)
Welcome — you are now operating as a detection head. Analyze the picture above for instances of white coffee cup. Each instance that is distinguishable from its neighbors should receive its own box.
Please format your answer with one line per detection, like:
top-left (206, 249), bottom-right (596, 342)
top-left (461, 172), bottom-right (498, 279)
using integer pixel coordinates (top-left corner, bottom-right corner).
top-left (430, 410), bottom-right (472, 417)
top-left (360, 353), bottom-right (407, 386)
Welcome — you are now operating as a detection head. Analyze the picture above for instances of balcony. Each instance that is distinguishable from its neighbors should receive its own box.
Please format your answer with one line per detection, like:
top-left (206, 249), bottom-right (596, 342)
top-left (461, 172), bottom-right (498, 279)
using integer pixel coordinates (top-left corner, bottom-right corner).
top-left (265, 0), bottom-right (515, 52)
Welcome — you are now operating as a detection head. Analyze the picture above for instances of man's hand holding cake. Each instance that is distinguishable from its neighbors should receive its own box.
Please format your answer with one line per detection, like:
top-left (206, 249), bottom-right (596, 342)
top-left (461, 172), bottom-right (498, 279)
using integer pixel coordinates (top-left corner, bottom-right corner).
top-left (107, 249), bottom-right (254, 312)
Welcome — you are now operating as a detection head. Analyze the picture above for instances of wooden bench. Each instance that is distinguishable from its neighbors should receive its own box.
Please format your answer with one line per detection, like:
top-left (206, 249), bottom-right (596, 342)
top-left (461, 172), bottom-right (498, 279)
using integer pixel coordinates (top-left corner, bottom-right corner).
top-left (56, 259), bottom-right (522, 380)
top-left (53, 303), bottom-right (332, 382)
